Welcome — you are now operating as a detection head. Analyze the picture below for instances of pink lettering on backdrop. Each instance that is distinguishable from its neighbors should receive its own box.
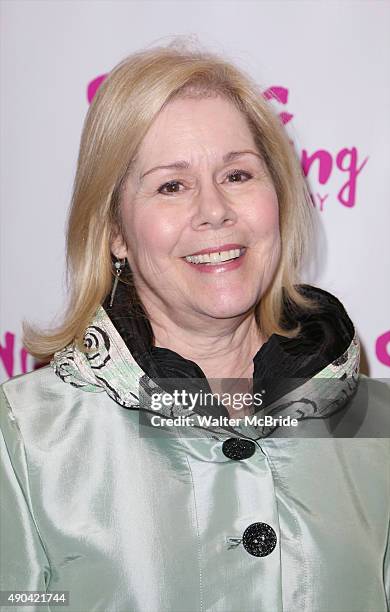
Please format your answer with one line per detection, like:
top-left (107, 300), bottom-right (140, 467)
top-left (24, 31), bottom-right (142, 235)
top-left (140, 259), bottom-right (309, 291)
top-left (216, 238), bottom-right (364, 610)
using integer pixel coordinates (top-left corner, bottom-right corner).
top-left (87, 75), bottom-right (107, 104)
top-left (0, 331), bottom-right (43, 378)
top-left (376, 331), bottom-right (390, 368)
top-left (0, 332), bottom-right (14, 378)
top-left (302, 149), bottom-right (333, 184)
top-left (315, 193), bottom-right (329, 212)
top-left (336, 148), bottom-right (368, 208)
top-left (263, 86), bottom-right (294, 125)
top-left (20, 347), bottom-right (29, 373)
top-left (302, 147), bottom-right (369, 209)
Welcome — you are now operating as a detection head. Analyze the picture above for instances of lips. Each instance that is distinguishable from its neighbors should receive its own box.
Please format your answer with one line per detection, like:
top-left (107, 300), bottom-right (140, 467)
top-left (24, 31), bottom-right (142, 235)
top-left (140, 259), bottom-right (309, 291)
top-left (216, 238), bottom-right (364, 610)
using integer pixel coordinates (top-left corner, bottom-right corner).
top-left (182, 246), bottom-right (247, 273)
top-left (184, 243), bottom-right (245, 257)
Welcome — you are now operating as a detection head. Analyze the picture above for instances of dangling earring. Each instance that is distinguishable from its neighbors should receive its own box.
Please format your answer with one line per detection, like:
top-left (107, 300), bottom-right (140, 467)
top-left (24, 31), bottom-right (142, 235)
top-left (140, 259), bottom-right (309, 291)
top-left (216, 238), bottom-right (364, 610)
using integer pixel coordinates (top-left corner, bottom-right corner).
top-left (109, 257), bottom-right (126, 308)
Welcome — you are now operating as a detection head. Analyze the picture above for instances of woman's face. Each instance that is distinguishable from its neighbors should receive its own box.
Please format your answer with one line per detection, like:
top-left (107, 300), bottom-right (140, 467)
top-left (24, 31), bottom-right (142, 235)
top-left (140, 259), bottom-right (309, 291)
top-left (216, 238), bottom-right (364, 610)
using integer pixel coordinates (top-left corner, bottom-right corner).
top-left (113, 96), bottom-right (281, 323)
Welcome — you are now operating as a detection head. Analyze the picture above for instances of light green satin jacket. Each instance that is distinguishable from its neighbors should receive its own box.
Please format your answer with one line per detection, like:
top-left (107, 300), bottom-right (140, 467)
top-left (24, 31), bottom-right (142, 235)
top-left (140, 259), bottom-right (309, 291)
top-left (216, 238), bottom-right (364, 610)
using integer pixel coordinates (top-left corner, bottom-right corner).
top-left (1, 305), bottom-right (390, 612)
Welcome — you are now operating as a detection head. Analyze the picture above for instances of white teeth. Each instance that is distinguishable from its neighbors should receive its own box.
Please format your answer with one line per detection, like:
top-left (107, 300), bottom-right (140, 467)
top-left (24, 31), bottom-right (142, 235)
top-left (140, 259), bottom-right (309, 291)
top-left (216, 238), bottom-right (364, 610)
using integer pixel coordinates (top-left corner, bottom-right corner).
top-left (185, 248), bottom-right (244, 265)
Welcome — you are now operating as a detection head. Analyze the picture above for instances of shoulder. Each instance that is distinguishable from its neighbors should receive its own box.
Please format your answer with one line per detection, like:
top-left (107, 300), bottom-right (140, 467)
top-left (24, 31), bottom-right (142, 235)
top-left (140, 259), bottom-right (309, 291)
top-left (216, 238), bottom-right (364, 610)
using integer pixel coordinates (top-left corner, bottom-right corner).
top-left (0, 366), bottom-right (112, 446)
top-left (0, 364), bottom-right (143, 470)
top-left (0, 367), bottom-right (72, 442)
top-left (1, 365), bottom-right (78, 414)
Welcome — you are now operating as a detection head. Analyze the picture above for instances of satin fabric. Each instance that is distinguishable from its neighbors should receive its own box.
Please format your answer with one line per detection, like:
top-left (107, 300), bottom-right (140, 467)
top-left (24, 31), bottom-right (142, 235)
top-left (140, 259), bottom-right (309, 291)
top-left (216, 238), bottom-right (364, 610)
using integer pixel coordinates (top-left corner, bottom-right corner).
top-left (0, 371), bottom-right (389, 612)
top-left (103, 283), bottom-right (359, 420)
top-left (1, 289), bottom-right (390, 612)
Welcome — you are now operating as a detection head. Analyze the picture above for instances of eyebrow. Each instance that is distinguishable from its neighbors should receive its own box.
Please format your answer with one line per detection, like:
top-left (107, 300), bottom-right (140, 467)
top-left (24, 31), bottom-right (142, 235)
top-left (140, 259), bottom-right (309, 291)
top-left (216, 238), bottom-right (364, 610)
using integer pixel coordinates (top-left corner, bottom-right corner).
top-left (139, 150), bottom-right (263, 180)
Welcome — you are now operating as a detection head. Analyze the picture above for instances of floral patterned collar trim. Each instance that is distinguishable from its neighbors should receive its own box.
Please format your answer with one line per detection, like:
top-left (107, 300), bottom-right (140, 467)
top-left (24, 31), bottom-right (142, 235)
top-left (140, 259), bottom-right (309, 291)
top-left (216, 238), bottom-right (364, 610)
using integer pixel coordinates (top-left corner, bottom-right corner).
top-left (51, 305), bottom-right (361, 439)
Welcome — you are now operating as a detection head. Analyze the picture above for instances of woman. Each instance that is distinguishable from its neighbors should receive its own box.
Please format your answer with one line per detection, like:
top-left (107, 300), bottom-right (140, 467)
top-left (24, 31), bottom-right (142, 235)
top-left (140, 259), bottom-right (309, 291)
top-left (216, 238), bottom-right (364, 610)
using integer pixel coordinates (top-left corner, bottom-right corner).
top-left (1, 42), bottom-right (389, 612)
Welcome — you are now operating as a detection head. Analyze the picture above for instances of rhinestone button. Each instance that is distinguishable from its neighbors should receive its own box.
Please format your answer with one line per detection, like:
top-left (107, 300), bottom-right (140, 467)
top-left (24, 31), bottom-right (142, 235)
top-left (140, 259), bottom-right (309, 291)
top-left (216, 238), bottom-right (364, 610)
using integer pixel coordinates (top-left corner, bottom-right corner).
top-left (242, 522), bottom-right (277, 557)
top-left (222, 438), bottom-right (256, 460)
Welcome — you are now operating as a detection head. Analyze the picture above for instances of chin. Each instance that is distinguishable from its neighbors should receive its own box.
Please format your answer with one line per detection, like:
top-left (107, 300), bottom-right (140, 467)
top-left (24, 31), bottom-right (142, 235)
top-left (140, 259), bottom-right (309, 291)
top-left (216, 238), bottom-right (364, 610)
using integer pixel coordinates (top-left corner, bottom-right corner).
top-left (199, 297), bottom-right (258, 319)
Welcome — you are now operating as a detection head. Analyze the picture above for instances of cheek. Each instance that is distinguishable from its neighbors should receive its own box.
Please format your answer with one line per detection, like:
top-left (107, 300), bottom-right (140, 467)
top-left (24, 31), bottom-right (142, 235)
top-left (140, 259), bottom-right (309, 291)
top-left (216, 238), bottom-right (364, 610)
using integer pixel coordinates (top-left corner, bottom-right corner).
top-left (126, 207), bottom-right (181, 260)
top-left (247, 190), bottom-right (280, 237)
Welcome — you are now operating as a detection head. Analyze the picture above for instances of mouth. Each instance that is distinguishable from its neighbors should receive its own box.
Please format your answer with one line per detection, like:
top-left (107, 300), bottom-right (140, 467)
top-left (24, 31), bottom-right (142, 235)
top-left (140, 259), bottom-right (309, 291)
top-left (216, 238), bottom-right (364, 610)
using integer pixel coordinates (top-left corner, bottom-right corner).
top-left (183, 246), bottom-right (246, 265)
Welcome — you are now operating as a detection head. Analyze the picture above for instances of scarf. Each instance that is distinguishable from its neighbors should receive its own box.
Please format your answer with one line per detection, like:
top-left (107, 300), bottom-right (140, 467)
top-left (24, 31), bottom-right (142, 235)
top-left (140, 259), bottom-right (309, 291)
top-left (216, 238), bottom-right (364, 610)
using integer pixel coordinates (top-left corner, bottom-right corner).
top-left (51, 281), bottom-right (360, 439)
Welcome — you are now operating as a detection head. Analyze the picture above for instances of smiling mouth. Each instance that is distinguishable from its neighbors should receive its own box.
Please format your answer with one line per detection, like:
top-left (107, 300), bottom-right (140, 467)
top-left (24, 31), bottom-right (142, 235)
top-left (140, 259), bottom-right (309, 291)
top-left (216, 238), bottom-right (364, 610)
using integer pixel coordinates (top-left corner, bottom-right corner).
top-left (183, 247), bottom-right (246, 265)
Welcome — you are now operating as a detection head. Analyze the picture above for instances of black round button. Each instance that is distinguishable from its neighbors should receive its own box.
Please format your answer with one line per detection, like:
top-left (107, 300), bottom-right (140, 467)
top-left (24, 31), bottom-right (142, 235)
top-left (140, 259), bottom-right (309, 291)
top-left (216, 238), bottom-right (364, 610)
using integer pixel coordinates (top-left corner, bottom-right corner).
top-left (242, 522), bottom-right (277, 557)
top-left (222, 438), bottom-right (256, 460)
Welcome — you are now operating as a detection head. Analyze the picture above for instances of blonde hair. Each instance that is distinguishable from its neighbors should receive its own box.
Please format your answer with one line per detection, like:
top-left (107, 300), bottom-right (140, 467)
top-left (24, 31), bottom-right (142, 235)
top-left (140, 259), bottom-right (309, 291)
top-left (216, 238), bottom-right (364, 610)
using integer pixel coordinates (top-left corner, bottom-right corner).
top-left (23, 38), bottom-right (319, 361)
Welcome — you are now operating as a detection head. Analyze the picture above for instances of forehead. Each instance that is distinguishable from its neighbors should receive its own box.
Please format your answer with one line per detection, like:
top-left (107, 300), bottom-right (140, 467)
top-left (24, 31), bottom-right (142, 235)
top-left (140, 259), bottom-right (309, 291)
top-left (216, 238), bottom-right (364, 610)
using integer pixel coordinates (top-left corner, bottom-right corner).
top-left (135, 96), bottom-right (257, 161)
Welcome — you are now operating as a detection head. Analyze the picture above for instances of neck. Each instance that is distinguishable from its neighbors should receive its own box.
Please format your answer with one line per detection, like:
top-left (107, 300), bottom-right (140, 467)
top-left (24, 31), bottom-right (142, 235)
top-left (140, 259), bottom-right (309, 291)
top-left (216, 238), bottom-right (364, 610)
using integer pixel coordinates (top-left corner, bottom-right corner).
top-left (151, 310), bottom-right (264, 380)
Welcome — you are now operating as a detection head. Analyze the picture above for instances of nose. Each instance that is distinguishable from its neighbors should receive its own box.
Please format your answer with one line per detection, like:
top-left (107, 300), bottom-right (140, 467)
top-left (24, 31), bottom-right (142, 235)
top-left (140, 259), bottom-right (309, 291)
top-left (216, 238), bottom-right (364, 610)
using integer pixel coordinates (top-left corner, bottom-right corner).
top-left (190, 181), bottom-right (237, 230)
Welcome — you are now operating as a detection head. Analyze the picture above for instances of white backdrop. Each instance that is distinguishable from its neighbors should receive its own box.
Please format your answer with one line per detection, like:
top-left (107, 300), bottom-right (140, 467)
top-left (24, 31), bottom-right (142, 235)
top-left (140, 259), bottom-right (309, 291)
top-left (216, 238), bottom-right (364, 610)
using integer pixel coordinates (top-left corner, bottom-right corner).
top-left (1, 0), bottom-right (389, 383)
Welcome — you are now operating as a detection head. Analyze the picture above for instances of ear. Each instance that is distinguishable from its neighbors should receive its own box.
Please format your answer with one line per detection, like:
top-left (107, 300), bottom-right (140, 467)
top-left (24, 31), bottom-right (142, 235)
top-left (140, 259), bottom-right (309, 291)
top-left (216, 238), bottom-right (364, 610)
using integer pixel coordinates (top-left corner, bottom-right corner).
top-left (110, 224), bottom-right (128, 260)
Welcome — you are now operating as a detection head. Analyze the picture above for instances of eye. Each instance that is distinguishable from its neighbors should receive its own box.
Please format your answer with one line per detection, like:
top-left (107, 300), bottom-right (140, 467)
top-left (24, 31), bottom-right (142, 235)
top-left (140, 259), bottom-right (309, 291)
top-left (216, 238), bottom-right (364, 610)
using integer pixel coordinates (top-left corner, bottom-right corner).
top-left (226, 169), bottom-right (253, 183)
top-left (156, 170), bottom-right (253, 196)
top-left (157, 180), bottom-right (184, 195)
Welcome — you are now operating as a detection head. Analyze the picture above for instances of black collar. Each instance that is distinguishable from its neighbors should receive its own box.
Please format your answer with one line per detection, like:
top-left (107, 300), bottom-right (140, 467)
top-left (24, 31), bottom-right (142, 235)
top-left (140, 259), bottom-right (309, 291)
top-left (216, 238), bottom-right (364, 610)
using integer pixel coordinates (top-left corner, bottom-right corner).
top-left (102, 281), bottom-right (355, 412)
